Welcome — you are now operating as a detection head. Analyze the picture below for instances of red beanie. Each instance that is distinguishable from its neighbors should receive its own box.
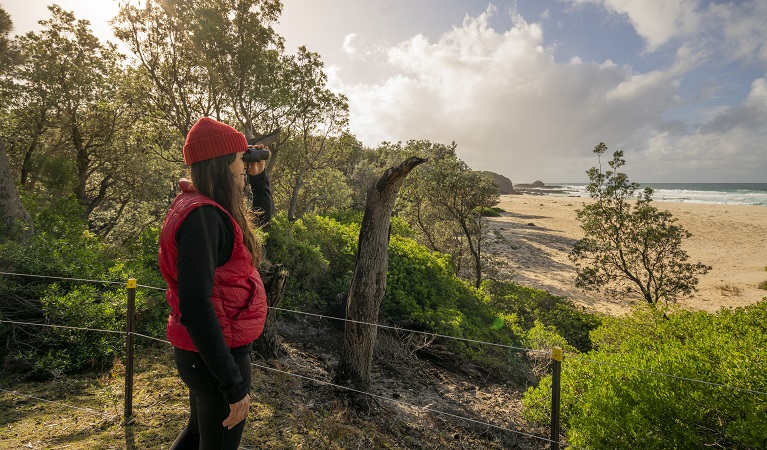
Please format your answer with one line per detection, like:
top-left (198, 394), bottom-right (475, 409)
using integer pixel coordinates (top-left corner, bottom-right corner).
top-left (183, 117), bottom-right (248, 165)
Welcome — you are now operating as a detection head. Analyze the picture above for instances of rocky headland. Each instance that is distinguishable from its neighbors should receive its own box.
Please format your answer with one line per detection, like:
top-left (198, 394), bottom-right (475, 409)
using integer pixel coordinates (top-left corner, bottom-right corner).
top-left (511, 180), bottom-right (567, 195)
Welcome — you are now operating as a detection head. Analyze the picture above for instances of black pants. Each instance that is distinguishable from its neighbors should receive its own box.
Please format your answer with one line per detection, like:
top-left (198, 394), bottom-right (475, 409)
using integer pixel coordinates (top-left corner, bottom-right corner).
top-left (170, 346), bottom-right (252, 450)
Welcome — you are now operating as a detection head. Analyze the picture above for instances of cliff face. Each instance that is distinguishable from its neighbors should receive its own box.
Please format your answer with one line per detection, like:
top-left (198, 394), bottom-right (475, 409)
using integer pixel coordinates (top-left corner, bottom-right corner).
top-left (476, 171), bottom-right (514, 194)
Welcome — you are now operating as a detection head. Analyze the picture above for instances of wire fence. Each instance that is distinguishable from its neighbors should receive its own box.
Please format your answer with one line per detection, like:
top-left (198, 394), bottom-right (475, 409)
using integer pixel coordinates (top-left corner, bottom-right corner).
top-left (0, 326), bottom-right (562, 448)
top-left (1, 271), bottom-right (766, 449)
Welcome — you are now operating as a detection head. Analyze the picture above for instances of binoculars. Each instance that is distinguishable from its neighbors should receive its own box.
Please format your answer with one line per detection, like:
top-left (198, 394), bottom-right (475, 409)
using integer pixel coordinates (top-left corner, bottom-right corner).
top-left (243, 147), bottom-right (270, 163)
top-left (243, 127), bottom-right (280, 163)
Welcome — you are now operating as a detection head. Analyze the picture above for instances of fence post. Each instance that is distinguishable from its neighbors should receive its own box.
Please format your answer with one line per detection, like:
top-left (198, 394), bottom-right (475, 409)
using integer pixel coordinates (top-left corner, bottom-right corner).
top-left (550, 347), bottom-right (562, 450)
top-left (124, 278), bottom-right (136, 423)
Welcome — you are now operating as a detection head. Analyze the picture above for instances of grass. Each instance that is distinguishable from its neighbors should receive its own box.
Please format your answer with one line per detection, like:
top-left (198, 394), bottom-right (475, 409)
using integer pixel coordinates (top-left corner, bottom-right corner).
top-left (0, 325), bottom-right (549, 450)
top-left (0, 345), bottom-right (397, 449)
top-left (0, 346), bottom-right (183, 449)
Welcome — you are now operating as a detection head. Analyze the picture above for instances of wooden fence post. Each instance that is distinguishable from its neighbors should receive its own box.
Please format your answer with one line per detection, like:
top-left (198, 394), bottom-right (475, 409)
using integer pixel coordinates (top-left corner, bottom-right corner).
top-left (124, 278), bottom-right (136, 423)
top-left (550, 347), bottom-right (562, 450)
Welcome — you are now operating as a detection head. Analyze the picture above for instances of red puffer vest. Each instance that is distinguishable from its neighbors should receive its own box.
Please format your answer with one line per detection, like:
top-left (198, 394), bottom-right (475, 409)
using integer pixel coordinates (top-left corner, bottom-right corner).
top-left (158, 179), bottom-right (267, 351)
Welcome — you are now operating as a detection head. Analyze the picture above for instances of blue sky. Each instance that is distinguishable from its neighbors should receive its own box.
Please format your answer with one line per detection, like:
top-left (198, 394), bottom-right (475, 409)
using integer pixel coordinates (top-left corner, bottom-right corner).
top-left (5, 0), bottom-right (767, 183)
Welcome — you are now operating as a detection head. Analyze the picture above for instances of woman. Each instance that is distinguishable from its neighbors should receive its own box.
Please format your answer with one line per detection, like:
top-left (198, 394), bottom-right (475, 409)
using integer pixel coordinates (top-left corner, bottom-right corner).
top-left (158, 116), bottom-right (269, 449)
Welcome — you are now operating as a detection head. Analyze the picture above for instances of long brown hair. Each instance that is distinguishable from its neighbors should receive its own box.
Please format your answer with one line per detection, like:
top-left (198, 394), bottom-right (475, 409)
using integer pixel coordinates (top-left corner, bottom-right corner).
top-left (189, 153), bottom-right (261, 267)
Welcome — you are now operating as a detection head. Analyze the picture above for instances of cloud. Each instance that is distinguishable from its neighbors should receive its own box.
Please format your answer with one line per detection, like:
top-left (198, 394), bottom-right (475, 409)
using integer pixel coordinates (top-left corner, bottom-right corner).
top-left (639, 75), bottom-right (767, 180)
top-left (569, 0), bottom-right (767, 65)
top-left (338, 7), bottom-right (677, 180)
top-left (700, 77), bottom-right (767, 133)
top-left (568, 0), bottom-right (700, 51)
top-left (342, 33), bottom-right (357, 56)
top-left (707, 1), bottom-right (767, 64)
top-left (330, 4), bottom-right (765, 182)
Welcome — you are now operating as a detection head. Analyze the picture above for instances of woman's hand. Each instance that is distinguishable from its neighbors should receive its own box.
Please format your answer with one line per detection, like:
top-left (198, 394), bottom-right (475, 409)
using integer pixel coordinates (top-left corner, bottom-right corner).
top-left (247, 159), bottom-right (266, 176)
top-left (222, 394), bottom-right (250, 429)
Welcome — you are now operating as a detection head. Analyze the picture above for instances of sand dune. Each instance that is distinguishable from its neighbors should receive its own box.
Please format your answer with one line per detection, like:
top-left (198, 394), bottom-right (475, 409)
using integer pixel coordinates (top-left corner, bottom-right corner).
top-left (484, 194), bottom-right (767, 315)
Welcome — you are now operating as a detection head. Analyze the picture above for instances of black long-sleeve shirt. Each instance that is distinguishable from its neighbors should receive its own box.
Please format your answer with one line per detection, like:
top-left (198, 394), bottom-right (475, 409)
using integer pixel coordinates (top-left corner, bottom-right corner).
top-left (249, 172), bottom-right (273, 227)
top-left (174, 172), bottom-right (273, 403)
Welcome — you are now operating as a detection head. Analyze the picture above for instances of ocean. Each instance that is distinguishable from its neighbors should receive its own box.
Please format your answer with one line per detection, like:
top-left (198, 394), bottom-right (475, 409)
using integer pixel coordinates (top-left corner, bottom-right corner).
top-left (544, 183), bottom-right (767, 206)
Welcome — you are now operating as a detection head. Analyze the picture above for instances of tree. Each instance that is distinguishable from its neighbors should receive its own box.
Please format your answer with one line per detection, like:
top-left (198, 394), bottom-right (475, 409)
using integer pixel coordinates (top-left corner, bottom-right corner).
top-left (112, 0), bottom-right (221, 140)
top-left (113, 0), bottom-right (291, 158)
top-left (569, 143), bottom-right (711, 306)
top-left (398, 141), bottom-right (499, 288)
top-left (5, 6), bottom-right (140, 221)
top-left (0, 6), bottom-right (20, 77)
top-left (0, 7), bottom-right (33, 242)
top-left (0, 141), bottom-right (33, 242)
top-left (269, 48), bottom-right (351, 220)
top-left (0, 6), bottom-right (177, 241)
top-left (334, 156), bottom-right (426, 396)
top-left (180, 0), bottom-right (285, 139)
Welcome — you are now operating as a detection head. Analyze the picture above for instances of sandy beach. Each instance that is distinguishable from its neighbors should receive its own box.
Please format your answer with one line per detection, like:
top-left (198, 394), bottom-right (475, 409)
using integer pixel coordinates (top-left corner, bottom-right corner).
top-left (485, 194), bottom-right (767, 316)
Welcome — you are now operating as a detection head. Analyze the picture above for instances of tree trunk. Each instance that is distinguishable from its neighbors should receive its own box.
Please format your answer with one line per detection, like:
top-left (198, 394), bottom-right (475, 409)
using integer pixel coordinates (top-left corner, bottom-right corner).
top-left (333, 156), bottom-right (426, 396)
top-left (458, 217), bottom-right (483, 289)
top-left (251, 264), bottom-right (289, 360)
top-left (0, 139), bottom-right (34, 242)
top-left (287, 166), bottom-right (307, 222)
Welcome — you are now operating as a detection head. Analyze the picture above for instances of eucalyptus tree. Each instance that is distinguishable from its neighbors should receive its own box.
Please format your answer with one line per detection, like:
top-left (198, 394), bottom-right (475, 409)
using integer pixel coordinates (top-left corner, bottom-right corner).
top-left (270, 47), bottom-right (352, 220)
top-left (179, 0), bottom-right (285, 135)
top-left (273, 134), bottom-right (355, 220)
top-left (398, 141), bottom-right (499, 288)
top-left (112, 0), bottom-right (220, 144)
top-left (87, 69), bottom-right (182, 242)
top-left (570, 143), bottom-right (711, 306)
top-left (6, 6), bottom-right (142, 221)
top-left (333, 133), bottom-right (373, 210)
top-left (0, 6), bottom-right (20, 82)
top-left (334, 156), bottom-right (427, 395)
top-left (113, 0), bottom-right (290, 156)
top-left (1, 8), bottom-right (57, 189)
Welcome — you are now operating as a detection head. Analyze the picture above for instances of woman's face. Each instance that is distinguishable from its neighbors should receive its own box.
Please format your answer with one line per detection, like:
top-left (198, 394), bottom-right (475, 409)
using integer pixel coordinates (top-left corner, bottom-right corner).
top-left (229, 151), bottom-right (246, 191)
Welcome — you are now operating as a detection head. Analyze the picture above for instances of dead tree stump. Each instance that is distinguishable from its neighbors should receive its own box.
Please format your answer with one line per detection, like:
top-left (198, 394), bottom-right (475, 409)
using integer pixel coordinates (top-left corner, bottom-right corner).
top-left (333, 156), bottom-right (427, 397)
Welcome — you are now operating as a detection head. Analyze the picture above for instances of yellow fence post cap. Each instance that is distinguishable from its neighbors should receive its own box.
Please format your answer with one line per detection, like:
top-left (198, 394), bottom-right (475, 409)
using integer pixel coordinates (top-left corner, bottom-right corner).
top-left (127, 278), bottom-right (137, 289)
top-left (552, 347), bottom-right (563, 362)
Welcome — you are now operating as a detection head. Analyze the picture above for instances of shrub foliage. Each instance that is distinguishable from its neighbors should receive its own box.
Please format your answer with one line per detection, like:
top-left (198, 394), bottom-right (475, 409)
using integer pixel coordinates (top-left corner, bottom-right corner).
top-left (263, 211), bottom-right (598, 374)
top-left (0, 195), bottom-right (166, 377)
top-left (522, 302), bottom-right (767, 449)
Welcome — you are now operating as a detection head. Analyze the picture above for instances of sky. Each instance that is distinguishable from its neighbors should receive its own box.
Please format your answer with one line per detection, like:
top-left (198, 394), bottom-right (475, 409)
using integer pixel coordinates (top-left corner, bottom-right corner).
top-left (4, 0), bottom-right (767, 183)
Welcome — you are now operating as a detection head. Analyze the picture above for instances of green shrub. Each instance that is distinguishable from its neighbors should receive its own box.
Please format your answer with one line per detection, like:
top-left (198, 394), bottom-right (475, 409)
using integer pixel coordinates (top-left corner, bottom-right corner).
top-left (385, 236), bottom-right (528, 371)
top-left (265, 213), bottom-right (528, 372)
top-left (481, 280), bottom-right (601, 352)
top-left (36, 284), bottom-right (124, 374)
top-left (264, 213), bottom-right (359, 312)
top-left (477, 206), bottom-right (503, 217)
top-left (526, 321), bottom-right (576, 352)
top-left (0, 195), bottom-right (163, 377)
top-left (522, 302), bottom-right (767, 449)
